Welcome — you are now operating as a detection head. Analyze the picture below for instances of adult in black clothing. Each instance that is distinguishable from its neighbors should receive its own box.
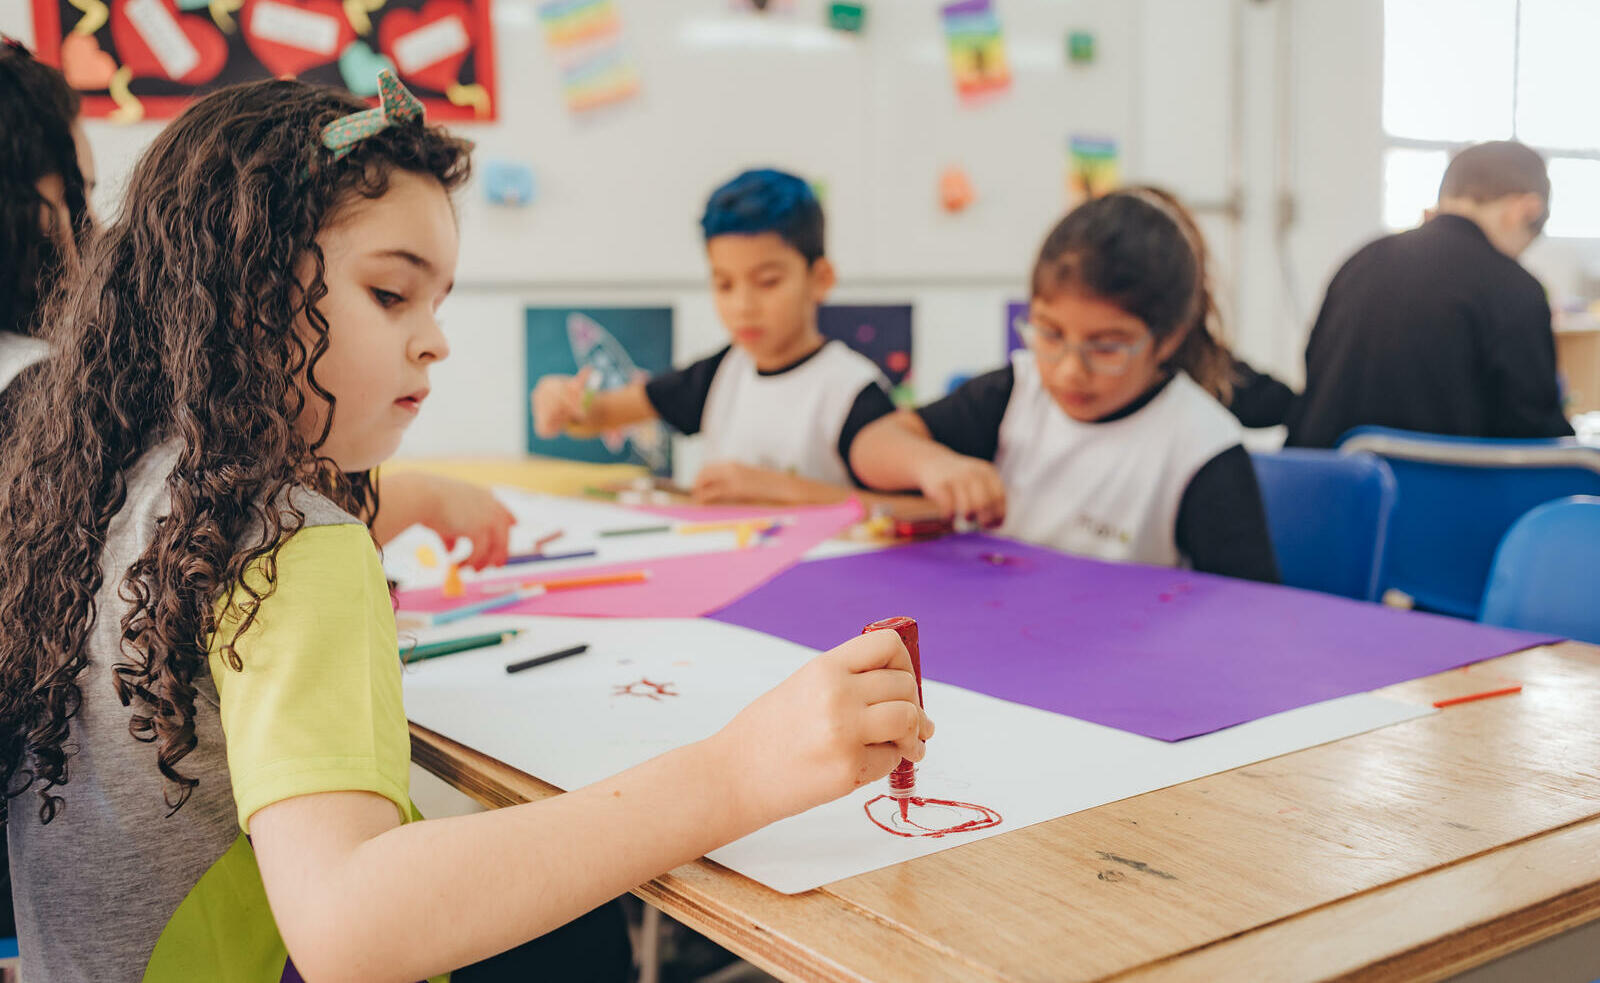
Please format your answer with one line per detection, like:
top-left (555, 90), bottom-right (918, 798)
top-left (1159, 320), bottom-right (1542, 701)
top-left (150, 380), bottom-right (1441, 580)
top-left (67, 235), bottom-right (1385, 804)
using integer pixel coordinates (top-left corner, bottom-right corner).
top-left (1287, 141), bottom-right (1572, 448)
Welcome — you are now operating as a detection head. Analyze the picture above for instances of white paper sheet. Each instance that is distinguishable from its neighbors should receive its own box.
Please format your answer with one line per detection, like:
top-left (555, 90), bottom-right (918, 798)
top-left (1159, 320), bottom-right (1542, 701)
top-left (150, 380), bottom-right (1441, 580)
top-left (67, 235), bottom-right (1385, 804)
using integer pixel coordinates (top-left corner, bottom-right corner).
top-left (401, 616), bottom-right (1432, 894)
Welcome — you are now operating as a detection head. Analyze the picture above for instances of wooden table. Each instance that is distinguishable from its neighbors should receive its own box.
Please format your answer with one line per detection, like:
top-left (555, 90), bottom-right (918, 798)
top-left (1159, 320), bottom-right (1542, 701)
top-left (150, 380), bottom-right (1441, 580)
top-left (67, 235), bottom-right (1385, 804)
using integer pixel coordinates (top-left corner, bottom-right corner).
top-left (381, 455), bottom-right (649, 497)
top-left (412, 641), bottom-right (1600, 982)
top-left (1556, 317), bottom-right (1600, 415)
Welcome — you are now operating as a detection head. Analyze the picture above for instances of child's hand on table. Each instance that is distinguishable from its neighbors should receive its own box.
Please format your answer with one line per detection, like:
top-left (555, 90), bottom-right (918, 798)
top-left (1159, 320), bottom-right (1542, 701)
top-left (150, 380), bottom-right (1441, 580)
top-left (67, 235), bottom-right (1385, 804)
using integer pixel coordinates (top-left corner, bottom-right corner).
top-left (915, 452), bottom-right (1007, 528)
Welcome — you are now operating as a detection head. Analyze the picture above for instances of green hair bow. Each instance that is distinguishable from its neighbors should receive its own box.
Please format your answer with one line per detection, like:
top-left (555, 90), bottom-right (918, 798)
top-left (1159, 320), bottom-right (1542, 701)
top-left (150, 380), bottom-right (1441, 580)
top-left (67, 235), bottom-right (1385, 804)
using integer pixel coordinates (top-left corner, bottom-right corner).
top-left (320, 69), bottom-right (425, 163)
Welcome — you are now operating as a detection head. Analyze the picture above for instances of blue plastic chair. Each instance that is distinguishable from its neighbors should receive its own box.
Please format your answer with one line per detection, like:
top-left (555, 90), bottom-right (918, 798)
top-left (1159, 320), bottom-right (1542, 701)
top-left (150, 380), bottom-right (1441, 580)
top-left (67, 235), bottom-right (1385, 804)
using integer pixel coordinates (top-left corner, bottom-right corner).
top-left (1249, 449), bottom-right (1397, 601)
top-left (1337, 427), bottom-right (1600, 619)
top-left (1480, 496), bottom-right (1600, 643)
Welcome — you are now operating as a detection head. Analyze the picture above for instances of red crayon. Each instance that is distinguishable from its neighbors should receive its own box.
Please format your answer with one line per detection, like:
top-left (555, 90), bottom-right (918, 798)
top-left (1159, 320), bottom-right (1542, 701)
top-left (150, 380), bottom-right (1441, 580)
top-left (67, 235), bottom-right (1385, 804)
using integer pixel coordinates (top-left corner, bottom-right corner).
top-left (892, 517), bottom-right (953, 540)
top-left (863, 615), bottom-right (922, 819)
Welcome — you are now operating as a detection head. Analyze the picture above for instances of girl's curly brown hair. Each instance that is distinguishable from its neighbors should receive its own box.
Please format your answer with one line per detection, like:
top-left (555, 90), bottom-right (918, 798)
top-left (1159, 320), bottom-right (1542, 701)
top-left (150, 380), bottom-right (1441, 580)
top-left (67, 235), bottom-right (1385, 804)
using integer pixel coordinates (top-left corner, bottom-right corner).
top-left (0, 77), bottom-right (471, 824)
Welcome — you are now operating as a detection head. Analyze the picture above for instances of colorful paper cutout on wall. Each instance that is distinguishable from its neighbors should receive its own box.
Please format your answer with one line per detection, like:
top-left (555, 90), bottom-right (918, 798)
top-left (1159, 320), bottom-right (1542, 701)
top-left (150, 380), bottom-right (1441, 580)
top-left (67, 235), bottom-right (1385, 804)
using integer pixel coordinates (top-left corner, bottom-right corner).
top-left (1067, 134), bottom-right (1120, 207)
top-left (939, 0), bottom-right (1009, 100)
top-left (536, 0), bottom-right (637, 113)
top-left (29, 0), bottom-right (495, 120)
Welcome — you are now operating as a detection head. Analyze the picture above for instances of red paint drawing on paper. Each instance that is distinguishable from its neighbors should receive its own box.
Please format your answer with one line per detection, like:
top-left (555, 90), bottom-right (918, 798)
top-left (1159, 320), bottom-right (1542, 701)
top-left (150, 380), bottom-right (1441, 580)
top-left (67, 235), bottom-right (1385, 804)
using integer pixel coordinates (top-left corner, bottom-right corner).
top-left (863, 794), bottom-right (1003, 838)
top-left (613, 677), bottom-right (678, 700)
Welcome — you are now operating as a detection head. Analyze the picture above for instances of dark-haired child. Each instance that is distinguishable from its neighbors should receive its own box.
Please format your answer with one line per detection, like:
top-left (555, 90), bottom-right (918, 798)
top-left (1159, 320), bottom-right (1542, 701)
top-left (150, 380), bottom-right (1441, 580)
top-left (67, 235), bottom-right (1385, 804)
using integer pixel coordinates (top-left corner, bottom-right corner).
top-left (850, 188), bottom-right (1280, 583)
top-left (533, 167), bottom-right (901, 507)
top-left (0, 75), bottom-right (930, 981)
top-left (0, 36), bottom-right (94, 421)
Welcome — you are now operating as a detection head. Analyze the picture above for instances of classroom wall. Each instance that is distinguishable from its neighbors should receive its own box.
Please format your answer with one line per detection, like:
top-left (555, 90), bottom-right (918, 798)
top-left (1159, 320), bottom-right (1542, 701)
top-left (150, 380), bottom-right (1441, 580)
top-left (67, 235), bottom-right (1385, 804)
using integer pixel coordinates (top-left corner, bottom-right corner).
top-left (0, 0), bottom-right (1415, 465)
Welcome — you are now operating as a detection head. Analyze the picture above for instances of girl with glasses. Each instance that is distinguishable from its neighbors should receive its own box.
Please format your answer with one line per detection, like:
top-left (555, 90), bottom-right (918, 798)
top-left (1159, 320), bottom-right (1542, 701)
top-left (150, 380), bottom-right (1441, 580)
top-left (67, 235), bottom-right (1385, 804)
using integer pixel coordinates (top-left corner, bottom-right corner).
top-left (849, 189), bottom-right (1279, 582)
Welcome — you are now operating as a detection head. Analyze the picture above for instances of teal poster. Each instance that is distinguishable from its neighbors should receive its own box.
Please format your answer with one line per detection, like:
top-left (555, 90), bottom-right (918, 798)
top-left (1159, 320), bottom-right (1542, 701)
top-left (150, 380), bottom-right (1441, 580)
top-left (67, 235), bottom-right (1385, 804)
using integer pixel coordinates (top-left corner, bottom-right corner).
top-left (526, 306), bottom-right (673, 474)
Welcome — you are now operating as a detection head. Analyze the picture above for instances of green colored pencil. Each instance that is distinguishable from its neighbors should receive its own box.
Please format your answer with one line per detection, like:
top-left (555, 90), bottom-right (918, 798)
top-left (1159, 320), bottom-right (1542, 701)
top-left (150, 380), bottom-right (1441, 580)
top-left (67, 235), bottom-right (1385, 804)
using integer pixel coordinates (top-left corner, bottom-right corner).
top-left (402, 629), bottom-right (522, 664)
top-left (598, 524), bottom-right (673, 538)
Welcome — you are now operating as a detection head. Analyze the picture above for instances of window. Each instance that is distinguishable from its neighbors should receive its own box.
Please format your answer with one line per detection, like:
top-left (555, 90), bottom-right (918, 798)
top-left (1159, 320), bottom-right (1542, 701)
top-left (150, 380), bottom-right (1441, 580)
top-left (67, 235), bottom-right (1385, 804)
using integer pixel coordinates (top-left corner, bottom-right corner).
top-left (1382, 0), bottom-right (1600, 236)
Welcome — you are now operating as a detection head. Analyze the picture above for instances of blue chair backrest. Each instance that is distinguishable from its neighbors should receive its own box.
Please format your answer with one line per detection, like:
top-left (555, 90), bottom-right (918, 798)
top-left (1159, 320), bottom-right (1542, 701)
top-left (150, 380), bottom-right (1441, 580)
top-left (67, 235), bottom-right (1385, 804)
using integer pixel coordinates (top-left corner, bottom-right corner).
top-left (1481, 496), bottom-right (1600, 643)
top-left (1249, 449), bottom-right (1396, 601)
top-left (1337, 427), bottom-right (1600, 619)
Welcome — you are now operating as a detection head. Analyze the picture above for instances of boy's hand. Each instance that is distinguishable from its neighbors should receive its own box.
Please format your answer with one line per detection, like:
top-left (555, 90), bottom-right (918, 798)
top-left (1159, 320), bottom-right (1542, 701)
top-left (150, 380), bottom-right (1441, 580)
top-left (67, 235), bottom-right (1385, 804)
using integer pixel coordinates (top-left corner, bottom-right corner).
top-left (915, 452), bottom-right (1007, 528)
top-left (691, 460), bottom-right (789, 505)
top-left (711, 630), bottom-right (934, 826)
top-left (421, 476), bottom-right (515, 570)
top-left (531, 367), bottom-right (593, 439)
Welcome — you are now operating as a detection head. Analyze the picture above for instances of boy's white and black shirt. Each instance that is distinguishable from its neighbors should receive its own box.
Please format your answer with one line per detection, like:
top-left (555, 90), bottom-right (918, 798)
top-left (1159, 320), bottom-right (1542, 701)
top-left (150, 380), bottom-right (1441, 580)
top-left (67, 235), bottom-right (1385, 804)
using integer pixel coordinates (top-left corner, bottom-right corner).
top-left (912, 351), bottom-right (1279, 583)
top-left (645, 340), bottom-right (896, 487)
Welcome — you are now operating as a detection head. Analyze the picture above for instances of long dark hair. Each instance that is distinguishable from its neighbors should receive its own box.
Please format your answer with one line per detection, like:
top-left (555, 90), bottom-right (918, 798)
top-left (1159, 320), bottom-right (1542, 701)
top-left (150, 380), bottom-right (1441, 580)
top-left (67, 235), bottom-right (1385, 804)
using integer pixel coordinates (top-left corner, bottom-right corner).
top-left (0, 38), bottom-right (89, 336)
top-left (0, 78), bottom-right (471, 824)
top-left (1031, 187), bottom-right (1234, 400)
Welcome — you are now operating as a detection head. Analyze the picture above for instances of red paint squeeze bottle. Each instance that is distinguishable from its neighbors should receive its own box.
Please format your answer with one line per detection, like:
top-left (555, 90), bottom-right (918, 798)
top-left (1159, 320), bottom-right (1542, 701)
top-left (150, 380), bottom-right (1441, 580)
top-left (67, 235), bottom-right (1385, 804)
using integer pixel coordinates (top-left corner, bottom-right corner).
top-left (862, 615), bottom-right (922, 819)
top-left (859, 616), bottom-right (1005, 839)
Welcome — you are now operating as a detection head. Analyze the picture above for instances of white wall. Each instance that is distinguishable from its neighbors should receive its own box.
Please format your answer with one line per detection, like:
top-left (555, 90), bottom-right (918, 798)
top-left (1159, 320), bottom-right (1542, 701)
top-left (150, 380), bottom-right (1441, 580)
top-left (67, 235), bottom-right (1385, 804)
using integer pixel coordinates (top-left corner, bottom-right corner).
top-left (0, 0), bottom-right (1396, 466)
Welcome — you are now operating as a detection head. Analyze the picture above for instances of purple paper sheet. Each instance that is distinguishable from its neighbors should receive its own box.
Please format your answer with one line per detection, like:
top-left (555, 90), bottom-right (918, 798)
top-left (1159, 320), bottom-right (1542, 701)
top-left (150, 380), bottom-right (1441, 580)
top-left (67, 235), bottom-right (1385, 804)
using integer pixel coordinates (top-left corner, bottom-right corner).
top-left (711, 534), bottom-right (1558, 741)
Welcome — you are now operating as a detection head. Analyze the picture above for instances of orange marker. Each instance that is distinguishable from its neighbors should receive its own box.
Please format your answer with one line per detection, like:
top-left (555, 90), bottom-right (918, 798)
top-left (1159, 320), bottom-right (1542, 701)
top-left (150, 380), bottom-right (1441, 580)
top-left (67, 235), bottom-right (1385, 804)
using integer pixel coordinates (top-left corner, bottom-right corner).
top-left (1432, 685), bottom-right (1522, 709)
top-left (441, 564), bottom-right (464, 598)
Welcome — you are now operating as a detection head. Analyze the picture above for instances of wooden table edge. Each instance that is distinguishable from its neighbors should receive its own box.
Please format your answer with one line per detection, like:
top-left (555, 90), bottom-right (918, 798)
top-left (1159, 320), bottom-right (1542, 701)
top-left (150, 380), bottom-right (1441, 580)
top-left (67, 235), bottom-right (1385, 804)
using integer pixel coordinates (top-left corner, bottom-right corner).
top-left (1109, 814), bottom-right (1600, 982)
top-left (410, 723), bottom-right (998, 983)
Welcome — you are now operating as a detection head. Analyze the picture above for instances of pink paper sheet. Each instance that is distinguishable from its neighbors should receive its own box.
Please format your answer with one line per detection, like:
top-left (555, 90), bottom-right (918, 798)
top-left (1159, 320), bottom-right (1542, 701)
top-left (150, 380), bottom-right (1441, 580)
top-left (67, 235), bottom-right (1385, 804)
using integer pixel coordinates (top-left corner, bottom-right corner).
top-left (395, 499), bottom-right (863, 618)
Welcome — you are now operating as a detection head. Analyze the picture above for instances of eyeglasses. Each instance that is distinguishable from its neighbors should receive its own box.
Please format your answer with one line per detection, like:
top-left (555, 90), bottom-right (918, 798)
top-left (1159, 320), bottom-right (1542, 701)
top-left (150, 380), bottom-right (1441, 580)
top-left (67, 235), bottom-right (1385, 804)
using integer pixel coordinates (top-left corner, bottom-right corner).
top-left (1014, 317), bottom-right (1150, 376)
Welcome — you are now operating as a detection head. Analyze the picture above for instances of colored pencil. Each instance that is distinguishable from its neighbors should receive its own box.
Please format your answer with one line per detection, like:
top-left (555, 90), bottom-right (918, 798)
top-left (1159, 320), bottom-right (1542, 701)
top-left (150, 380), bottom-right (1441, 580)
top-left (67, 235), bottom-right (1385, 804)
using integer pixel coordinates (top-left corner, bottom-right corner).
top-left (676, 517), bottom-right (783, 536)
top-left (506, 643), bottom-right (591, 674)
top-left (504, 548), bottom-right (598, 565)
top-left (598, 524), bottom-right (673, 538)
top-left (520, 570), bottom-right (650, 591)
top-left (426, 570), bottom-right (650, 627)
top-left (430, 585), bottom-right (550, 626)
top-left (1432, 685), bottom-right (1523, 709)
top-left (402, 629), bottom-right (522, 664)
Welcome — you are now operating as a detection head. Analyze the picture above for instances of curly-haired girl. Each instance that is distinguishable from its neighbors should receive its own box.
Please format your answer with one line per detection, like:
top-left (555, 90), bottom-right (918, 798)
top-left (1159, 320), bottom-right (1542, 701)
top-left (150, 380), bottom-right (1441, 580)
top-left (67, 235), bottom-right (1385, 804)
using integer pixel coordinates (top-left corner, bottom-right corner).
top-left (0, 72), bottom-right (930, 982)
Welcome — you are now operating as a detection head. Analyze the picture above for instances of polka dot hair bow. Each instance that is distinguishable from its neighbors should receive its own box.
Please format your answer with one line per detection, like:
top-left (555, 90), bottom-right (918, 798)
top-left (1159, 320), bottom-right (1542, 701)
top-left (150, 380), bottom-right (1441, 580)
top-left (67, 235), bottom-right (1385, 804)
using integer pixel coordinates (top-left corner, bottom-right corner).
top-left (320, 69), bottom-right (425, 163)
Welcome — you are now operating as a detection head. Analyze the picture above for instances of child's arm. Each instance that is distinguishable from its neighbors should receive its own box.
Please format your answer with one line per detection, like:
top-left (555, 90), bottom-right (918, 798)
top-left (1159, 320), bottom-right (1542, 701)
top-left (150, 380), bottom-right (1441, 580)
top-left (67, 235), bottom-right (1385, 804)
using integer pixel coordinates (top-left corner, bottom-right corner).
top-left (250, 631), bottom-right (932, 983)
top-left (531, 367), bottom-right (658, 439)
top-left (1176, 445), bottom-right (1281, 583)
top-left (372, 472), bottom-right (515, 569)
top-left (690, 460), bottom-right (939, 518)
top-left (850, 410), bottom-right (1007, 527)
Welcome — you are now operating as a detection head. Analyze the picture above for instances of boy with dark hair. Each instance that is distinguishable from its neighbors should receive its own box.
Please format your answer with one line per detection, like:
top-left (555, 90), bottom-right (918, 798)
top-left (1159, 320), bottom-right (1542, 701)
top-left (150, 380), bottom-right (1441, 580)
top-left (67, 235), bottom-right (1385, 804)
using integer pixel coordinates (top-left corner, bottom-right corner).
top-left (1287, 140), bottom-right (1571, 447)
top-left (534, 167), bottom-right (898, 505)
